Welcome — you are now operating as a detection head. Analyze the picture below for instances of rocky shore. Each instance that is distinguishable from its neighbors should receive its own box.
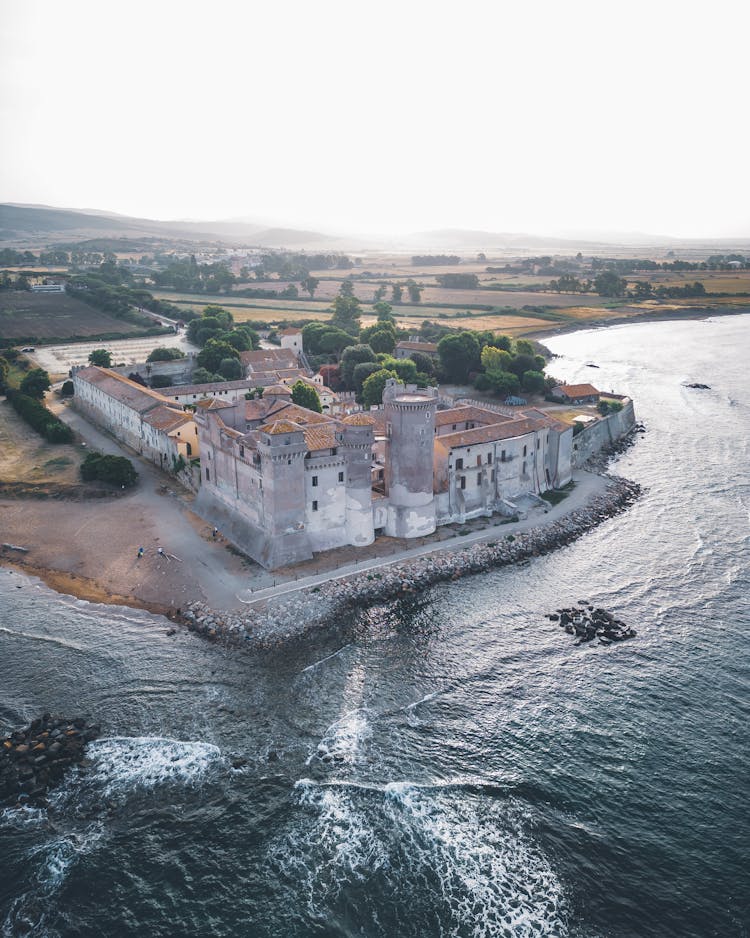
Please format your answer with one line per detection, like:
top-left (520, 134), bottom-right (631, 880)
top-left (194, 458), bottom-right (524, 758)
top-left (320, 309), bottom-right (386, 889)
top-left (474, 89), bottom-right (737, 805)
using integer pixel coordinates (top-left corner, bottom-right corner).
top-left (0, 715), bottom-right (100, 807)
top-left (180, 472), bottom-right (642, 649)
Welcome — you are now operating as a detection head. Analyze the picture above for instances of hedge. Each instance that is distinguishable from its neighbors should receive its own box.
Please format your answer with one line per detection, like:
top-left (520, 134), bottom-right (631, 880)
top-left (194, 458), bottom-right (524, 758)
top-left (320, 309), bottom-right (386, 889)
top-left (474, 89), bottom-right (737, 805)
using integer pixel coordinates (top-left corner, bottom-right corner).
top-left (5, 389), bottom-right (74, 443)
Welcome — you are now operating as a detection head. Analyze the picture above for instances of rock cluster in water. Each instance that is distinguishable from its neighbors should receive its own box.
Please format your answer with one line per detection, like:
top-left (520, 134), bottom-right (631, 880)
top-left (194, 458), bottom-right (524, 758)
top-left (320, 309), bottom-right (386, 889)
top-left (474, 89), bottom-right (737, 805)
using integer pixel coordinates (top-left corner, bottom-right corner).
top-left (0, 715), bottom-right (100, 807)
top-left (180, 474), bottom-right (641, 650)
top-left (547, 602), bottom-right (636, 645)
top-left (685, 383), bottom-right (711, 390)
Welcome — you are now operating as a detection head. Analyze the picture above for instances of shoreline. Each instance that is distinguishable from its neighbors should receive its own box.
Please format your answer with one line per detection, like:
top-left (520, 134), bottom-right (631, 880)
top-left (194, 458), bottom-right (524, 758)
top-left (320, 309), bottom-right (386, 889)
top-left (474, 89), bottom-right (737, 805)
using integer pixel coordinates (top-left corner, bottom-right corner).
top-left (180, 470), bottom-right (642, 649)
top-left (526, 302), bottom-right (750, 341)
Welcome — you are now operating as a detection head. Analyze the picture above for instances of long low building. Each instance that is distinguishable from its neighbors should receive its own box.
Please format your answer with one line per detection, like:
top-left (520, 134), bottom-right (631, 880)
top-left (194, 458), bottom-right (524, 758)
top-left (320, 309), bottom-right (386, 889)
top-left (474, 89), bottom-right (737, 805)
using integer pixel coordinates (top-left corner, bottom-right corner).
top-left (72, 366), bottom-right (199, 470)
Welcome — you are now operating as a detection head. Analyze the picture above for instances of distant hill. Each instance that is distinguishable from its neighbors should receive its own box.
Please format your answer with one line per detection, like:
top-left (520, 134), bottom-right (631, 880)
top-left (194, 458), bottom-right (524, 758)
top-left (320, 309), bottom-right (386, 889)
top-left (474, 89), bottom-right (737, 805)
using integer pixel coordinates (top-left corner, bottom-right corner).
top-left (0, 204), bottom-right (336, 249)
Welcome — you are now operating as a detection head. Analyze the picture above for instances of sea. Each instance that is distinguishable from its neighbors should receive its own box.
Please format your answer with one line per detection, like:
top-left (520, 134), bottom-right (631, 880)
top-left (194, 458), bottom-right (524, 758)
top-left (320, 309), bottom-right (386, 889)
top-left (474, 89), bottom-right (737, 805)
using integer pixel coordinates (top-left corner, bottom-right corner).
top-left (1, 314), bottom-right (748, 938)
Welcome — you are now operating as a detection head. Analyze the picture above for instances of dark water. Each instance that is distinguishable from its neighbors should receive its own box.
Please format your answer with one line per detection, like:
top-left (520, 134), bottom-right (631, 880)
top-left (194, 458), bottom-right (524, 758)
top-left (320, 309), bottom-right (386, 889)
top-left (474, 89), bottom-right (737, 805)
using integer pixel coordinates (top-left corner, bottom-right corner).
top-left (2, 315), bottom-right (749, 938)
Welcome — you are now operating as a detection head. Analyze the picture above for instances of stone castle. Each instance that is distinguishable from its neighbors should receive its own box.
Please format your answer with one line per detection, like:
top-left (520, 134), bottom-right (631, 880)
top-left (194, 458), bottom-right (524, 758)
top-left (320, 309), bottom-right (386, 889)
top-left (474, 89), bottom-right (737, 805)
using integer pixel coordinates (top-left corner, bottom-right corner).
top-left (193, 379), bottom-right (573, 569)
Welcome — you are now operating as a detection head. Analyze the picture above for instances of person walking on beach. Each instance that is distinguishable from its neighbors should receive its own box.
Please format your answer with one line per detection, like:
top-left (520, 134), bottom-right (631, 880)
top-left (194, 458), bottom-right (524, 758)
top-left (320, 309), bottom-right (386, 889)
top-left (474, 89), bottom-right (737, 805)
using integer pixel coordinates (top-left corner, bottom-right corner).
top-left (157, 547), bottom-right (165, 559)
top-left (137, 546), bottom-right (144, 559)
top-left (212, 527), bottom-right (218, 539)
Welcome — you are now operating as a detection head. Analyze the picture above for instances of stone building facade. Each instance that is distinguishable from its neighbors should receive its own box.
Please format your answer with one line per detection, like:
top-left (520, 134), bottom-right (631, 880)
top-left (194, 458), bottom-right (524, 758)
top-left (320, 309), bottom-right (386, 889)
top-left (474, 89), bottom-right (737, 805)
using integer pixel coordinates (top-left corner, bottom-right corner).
top-left (71, 366), bottom-right (200, 470)
top-left (192, 380), bottom-right (580, 568)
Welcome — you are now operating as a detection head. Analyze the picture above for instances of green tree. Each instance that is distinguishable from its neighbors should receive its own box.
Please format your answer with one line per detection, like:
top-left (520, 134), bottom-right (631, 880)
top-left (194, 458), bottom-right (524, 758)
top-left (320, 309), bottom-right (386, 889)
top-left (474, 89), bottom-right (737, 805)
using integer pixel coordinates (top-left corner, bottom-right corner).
top-left (594, 270), bottom-right (628, 297)
top-left (340, 344), bottom-right (376, 388)
top-left (20, 367), bottom-right (51, 399)
top-left (406, 279), bottom-right (421, 302)
top-left (481, 346), bottom-right (512, 372)
top-left (318, 328), bottom-right (358, 356)
top-left (352, 361), bottom-right (381, 396)
top-left (81, 451), bottom-right (138, 487)
top-left (514, 339), bottom-right (535, 356)
top-left (487, 370), bottom-right (521, 397)
top-left (290, 380), bottom-right (322, 413)
top-left (508, 353), bottom-right (537, 378)
top-left (391, 283), bottom-right (403, 302)
top-left (373, 300), bottom-right (394, 321)
top-left (410, 351), bottom-right (434, 375)
top-left (88, 348), bottom-right (112, 367)
top-left (362, 368), bottom-right (398, 407)
top-left (492, 334), bottom-right (512, 352)
top-left (368, 328), bottom-right (397, 354)
top-left (191, 367), bottom-right (214, 384)
top-left (197, 338), bottom-right (240, 374)
top-left (521, 370), bottom-right (545, 393)
top-left (203, 305), bottom-right (233, 328)
top-left (330, 293), bottom-right (362, 335)
top-left (391, 358), bottom-right (418, 383)
top-left (437, 333), bottom-right (481, 383)
top-left (301, 275), bottom-right (320, 298)
top-left (374, 285), bottom-right (388, 303)
top-left (219, 357), bottom-right (243, 380)
top-left (147, 347), bottom-right (183, 362)
top-left (339, 281), bottom-right (355, 297)
top-left (150, 375), bottom-right (173, 388)
top-left (0, 356), bottom-right (8, 392)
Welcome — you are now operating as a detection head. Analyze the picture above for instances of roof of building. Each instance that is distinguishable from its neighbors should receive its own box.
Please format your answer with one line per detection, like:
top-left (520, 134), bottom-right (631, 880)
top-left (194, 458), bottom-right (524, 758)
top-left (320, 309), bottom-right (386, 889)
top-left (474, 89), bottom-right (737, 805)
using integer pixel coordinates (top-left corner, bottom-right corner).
top-left (303, 425), bottom-right (338, 451)
top-left (554, 383), bottom-right (600, 398)
top-left (280, 328), bottom-right (302, 336)
top-left (260, 419), bottom-right (302, 435)
top-left (434, 405), bottom-right (512, 428)
top-left (75, 367), bottom-right (171, 414)
top-left (263, 384), bottom-right (293, 396)
top-left (170, 377), bottom-right (254, 396)
top-left (240, 348), bottom-right (298, 371)
top-left (437, 415), bottom-right (553, 449)
top-left (396, 340), bottom-right (438, 353)
top-left (343, 413), bottom-right (376, 426)
top-left (244, 398), bottom-right (289, 422)
top-left (142, 404), bottom-right (193, 433)
top-left (195, 397), bottom-right (235, 410)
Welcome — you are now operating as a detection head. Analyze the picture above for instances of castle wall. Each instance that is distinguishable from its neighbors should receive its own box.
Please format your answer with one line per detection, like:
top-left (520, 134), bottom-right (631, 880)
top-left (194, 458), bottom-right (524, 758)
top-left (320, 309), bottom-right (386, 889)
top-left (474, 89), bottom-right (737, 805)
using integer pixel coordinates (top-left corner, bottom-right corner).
top-left (572, 400), bottom-right (636, 468)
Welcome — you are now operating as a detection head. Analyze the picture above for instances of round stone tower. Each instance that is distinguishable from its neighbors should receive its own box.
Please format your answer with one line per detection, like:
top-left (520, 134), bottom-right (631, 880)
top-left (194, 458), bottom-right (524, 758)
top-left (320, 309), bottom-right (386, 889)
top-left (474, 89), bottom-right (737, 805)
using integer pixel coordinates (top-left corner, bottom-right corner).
top-left (383, 379), bottom-right (438, 538)
top-left (341, 413), bottom-right (376, 547)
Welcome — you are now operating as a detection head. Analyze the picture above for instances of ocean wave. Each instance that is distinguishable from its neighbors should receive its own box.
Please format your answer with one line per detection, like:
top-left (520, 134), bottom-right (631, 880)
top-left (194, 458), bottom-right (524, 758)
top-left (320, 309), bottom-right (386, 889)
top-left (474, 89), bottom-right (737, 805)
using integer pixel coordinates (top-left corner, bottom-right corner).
top-left (271, 779), bottom-right (567, 936)
top-left (83, 736), bottom-right (224, 798)
top-left (306, 708), bottom-right (372, 766)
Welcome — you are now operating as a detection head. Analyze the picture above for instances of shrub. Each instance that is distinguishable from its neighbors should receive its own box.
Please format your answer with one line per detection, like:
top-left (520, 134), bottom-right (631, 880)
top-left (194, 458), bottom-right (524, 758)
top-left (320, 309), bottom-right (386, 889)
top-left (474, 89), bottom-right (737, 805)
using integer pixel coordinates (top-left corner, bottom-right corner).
top-left (80, 451), bottom-right (137, 487)
top-left (147, 347), bottom-right (184, 362)
top-left (60, 380), bottom-right (74, 397)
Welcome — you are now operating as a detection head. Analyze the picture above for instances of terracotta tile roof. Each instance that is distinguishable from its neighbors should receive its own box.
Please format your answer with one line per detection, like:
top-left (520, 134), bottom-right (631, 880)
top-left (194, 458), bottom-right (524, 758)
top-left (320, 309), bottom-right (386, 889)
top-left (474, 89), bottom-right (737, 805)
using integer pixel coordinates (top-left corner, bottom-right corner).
top-left (260, 419), bottom-right (303, 435)
top-left (264, 384), bottom-right (292, 396)
top-left (280, 328), bottom-right (302, 336)
top-left (240, 348), bottom-right (298, 371)
top-left (244, 399), bottom-right (288, 422)
top-left (170, 378), bottom-right (253, 395)
top-left (554, 383), bottom-right (599, 398)
top-left (396, 340), bottom-right (438, 353)
top-left (75, 366), bottom-right (170, 414)
top-left (195, 398), bottom-right (234, 410)
top-left (434, 405), bottom-right (511, 428)
top-left (277, 403), bottom-right (332, 425)
top-left (343, 413), bottom-right (376, 426)
top-left (304, 425), bottom-right (338, 451)
top-left (438, 416), bottom-right (551, 448)
top-left (142, 404), bottom-right (192, 433)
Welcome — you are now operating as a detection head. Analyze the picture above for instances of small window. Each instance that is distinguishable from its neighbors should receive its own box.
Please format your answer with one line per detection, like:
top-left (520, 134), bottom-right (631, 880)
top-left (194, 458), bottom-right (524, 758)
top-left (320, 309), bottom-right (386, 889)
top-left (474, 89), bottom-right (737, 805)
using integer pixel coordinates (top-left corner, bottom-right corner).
top-left (452, 424), bottom-right (456, 431)
top-left (312, 500), bottom-right (318, 511)
top-left (523, 445), bottom-right (527, 457)
top-left (338, 471), bottom-right (344, 483)
top-left (460, 476), bottom-right (466, 490)
top-left (487, 453), bottom-right (492, 465)
top-left (501, 449), bottom-right (506, 462)
top-left (477, 473), bottom-right (482, 485)
top-left (522, 461), bottom-right (527, 475)
top-left (312, 475), bottom-right (318, 487)
top-left (456, 458), bottom-right (464, 470)
top-left (186, 442), bottom-right (192, 456)
top-left (491, 469), bottom-right (495, 482)
top-left (205, 467), bottom-right (210, 481)
top-left (476, 455), bottom-right (482, 466)
top-left (536, 438), bottom-right (540, 449)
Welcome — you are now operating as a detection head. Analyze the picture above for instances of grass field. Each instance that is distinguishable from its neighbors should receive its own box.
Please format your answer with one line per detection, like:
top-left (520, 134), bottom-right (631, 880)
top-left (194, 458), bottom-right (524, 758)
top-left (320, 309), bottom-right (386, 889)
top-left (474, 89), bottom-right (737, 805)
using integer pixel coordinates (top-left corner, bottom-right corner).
top-left (0, 396), bottom-right (83, 491)
top-left (0, 291), bottom-right (152, 342)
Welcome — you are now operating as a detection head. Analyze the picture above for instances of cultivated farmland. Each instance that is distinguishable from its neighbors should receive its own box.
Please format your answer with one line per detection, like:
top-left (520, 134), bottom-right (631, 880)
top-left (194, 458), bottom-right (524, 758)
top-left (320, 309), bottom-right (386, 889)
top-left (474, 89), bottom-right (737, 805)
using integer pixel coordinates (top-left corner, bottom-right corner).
top-left (0, 291), bottom-right (156, 343)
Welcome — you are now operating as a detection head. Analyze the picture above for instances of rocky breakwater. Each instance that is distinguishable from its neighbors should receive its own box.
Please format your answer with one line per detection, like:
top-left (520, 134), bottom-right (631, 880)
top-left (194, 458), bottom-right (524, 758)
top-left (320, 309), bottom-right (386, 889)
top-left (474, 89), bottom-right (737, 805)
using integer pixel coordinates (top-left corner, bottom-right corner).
top-left (0, 715), bottom-right (100, 807)
top-left (180, 474), bottom-right (642, 649)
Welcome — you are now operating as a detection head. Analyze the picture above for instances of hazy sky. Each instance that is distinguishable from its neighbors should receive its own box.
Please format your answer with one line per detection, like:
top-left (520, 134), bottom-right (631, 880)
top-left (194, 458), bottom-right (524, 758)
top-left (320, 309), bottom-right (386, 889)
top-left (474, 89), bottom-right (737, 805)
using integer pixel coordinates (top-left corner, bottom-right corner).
top-left (1, 0), bottom-right (748, 238)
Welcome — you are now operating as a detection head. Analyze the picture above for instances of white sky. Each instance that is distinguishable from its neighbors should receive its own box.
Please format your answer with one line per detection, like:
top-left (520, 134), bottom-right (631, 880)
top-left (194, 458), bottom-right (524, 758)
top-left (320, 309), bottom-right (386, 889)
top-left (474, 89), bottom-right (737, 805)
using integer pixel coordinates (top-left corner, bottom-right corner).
top-left (1, 0), bottom-right (748, 238)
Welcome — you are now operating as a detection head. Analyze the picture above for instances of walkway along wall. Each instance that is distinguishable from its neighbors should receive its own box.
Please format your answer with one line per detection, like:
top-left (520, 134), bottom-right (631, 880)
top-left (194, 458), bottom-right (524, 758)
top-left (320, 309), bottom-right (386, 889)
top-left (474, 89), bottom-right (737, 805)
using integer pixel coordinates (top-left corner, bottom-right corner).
top-left (572, 399), bottom-right (636, 468)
